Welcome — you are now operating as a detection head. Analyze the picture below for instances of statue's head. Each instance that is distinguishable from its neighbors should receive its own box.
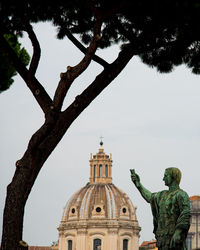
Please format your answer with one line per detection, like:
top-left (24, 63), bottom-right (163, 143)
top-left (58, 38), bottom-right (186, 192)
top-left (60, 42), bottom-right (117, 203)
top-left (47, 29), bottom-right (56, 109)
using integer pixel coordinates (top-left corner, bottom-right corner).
top-left (164, 167), bottom-right (182, 186)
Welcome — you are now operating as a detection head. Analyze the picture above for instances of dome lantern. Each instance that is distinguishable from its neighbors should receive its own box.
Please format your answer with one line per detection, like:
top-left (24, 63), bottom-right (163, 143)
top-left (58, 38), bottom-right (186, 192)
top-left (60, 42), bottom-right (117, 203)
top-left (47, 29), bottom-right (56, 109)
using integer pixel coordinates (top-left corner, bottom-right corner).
top-left (89, 142), bottom-right (112, 184)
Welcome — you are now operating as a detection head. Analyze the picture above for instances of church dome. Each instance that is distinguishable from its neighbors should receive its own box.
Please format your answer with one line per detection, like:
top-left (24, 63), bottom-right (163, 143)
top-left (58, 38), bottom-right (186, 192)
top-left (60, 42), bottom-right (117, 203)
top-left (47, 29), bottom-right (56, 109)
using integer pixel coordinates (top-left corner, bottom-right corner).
top-left (58, 143), bottom-right (140, 250)
top-left (62, 182), bottom-right (137, 222)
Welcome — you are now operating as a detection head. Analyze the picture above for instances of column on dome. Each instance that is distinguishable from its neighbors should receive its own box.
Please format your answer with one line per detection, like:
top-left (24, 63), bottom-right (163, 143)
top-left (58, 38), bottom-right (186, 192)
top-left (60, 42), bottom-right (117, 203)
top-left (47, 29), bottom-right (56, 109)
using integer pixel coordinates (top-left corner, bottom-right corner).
top-left (89, 146), bottom-right (112, 184)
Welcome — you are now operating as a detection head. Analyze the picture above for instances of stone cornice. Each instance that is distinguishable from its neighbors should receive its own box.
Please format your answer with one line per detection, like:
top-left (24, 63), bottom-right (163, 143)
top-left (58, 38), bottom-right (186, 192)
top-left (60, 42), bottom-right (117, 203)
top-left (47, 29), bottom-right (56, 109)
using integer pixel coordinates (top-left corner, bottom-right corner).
top-left (60, 219), bottom-right (139, 232)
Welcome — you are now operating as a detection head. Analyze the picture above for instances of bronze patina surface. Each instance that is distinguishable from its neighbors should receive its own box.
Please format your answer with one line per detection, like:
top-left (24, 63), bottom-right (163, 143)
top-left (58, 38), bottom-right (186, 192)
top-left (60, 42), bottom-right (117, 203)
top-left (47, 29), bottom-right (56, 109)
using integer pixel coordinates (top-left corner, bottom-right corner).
top-left (130, 168), bottom-right (191, 250)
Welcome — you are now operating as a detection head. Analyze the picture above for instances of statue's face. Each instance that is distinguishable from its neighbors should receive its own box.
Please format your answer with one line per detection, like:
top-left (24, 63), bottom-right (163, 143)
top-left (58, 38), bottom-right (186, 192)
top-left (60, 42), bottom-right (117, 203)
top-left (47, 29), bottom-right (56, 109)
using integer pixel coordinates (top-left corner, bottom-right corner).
top-left (163, 170), bottom-right (172, 186)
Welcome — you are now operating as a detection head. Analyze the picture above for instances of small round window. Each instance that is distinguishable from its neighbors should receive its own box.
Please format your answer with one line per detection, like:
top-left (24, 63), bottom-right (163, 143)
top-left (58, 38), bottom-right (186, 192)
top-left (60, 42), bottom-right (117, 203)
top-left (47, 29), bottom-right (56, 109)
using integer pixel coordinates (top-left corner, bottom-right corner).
top-left (71, 208), bottom-right (76, 214)
top-left (96, 207), bottom-right (101, 213)
top-left (122, 207), bottom-right (127, 213)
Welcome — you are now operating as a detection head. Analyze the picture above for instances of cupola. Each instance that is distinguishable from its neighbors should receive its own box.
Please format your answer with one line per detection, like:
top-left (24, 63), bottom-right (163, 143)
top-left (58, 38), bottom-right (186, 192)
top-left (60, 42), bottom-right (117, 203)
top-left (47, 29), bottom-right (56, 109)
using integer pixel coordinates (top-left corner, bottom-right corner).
top-left (89, 140), bottom-right (112, 184)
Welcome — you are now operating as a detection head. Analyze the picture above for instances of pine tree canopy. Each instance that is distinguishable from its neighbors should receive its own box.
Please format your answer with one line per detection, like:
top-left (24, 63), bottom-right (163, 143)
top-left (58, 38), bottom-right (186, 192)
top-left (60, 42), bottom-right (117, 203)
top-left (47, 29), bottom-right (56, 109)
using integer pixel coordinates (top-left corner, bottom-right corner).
top-left (1, 0), bottom-right (200, 81)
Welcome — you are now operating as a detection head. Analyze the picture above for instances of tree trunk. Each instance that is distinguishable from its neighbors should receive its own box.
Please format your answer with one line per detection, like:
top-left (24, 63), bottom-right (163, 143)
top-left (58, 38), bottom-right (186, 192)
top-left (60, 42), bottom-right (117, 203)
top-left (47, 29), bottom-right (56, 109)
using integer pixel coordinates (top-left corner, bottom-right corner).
top-left (0, 107), bottom-right (77, 249)
top-left (1, 162), bottom-right (35, 250)
top-left (0, 113), bottom-right (65, 250)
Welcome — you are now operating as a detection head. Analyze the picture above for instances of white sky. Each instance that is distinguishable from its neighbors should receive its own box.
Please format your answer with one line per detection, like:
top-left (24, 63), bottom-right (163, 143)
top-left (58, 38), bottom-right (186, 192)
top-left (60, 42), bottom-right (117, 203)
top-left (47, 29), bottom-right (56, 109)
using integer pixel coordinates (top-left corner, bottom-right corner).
top-left (1, 22), bottom-right (200, 246)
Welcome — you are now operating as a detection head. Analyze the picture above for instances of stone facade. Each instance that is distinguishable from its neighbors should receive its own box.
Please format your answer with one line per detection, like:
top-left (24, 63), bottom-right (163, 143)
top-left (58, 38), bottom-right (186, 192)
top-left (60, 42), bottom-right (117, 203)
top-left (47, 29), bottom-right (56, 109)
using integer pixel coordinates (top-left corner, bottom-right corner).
top-left (58, 144), bottom-right (140, 250)
top-left (187, 195), bottom-right (200, 250)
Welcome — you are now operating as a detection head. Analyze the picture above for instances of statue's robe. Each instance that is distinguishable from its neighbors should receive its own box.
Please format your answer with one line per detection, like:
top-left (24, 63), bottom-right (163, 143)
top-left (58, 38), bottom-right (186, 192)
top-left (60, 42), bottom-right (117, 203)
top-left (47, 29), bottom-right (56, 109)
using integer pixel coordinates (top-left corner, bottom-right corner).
top-left (150, 189), bottom-right (191, 250)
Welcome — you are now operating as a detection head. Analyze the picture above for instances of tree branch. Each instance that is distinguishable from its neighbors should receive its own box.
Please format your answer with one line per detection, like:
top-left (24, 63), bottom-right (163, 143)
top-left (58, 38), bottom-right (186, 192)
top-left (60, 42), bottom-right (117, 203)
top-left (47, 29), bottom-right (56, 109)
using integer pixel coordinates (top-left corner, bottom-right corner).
top-left (25, 23), bottom-right (41, 76)
top-left (0, 33), bottom-right (52, 114)
top-left (53, 18), bottom-right (103, 111)
top-left (64, 29), bottom-right (109, 68)
top-left (62, 44), bottom-right (136, 122)
top-left (62, 32), bottom-right (190, 124)
top-left (35, 46), bottom-right (136, 160)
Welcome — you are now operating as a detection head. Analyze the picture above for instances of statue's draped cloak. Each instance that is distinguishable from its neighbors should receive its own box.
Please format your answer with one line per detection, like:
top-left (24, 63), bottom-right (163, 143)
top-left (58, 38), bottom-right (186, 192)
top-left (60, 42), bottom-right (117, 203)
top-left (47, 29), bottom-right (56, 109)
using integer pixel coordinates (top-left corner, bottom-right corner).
top-left (150, 189), bottom-right (190, 250)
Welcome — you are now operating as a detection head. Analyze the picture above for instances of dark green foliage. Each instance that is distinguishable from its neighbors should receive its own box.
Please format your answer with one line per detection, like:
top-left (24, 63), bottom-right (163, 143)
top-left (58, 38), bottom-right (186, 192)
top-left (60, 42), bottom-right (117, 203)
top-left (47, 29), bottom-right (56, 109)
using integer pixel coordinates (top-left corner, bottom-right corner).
top-left (1, 0), bottom-right (200, 85)
top-left (0, 34), bottom-right (30, 93)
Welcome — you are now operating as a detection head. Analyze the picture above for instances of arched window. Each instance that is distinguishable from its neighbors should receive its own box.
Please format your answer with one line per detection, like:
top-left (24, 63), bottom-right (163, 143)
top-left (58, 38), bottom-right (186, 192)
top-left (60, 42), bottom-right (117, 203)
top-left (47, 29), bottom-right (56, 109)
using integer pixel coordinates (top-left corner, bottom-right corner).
top-left (123, 239), bottom-right (128, 250)
top-left (105, 165), bottom-right (108, 177)
top-left (68, 240), bottom-right (72, 250)
top-left (99, 165), bottom-right (102, 177)
top-left (93, 238), bottom-right (101, 250)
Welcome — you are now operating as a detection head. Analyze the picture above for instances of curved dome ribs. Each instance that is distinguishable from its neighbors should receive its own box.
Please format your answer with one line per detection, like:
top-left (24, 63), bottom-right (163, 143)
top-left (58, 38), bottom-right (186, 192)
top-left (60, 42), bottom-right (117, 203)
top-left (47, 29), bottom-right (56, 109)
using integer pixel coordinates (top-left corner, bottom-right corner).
top-left (63, 183), bottom-right (137, 221)
top-left (106, 184), bottom-right (116, 219)
top-left (105, 185), bottom-right (112, 219)
top-left (80, 185), bottom-right (93, 219)
top-left (84, 186), bottom-right (94, 219)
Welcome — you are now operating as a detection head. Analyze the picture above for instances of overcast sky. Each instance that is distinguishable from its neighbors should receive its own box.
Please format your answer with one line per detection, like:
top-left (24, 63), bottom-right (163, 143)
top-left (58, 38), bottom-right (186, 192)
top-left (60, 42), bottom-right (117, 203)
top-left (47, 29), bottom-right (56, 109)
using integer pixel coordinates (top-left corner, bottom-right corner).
top-left (1, 22), bottom-right (200, 246)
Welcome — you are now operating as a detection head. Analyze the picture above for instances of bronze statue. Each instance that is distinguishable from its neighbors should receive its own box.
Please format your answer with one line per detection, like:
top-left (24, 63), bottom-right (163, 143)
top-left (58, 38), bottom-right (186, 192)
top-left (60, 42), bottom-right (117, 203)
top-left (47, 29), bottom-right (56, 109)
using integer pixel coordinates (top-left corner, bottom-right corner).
top-left (130, 168), bottom-right (191, 250)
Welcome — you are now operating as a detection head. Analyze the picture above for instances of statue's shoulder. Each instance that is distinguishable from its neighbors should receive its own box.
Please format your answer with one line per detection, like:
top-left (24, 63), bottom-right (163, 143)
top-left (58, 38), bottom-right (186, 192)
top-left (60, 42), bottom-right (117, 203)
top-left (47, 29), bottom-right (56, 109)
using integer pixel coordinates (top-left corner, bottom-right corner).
top-left (151, 190), bottom-right (167, 200)
top-left (176, 188), bottom-right (190, 200)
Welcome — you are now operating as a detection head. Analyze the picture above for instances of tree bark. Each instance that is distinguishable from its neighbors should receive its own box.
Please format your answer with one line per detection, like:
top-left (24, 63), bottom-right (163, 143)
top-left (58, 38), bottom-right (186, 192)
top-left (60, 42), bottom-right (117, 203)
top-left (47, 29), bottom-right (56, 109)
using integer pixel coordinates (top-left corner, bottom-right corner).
top-left (1, 161), bottom-right (35, 250)
top-left (1, 114), bottom-right (65, 249)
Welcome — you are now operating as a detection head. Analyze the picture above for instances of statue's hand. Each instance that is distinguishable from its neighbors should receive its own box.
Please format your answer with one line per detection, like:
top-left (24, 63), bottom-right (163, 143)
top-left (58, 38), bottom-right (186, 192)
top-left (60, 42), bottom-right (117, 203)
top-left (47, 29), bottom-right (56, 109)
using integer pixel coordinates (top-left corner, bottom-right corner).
top-left (170, 229), bottom-right (182, 248)
top-left (130, 169), bottom-right (140, 188)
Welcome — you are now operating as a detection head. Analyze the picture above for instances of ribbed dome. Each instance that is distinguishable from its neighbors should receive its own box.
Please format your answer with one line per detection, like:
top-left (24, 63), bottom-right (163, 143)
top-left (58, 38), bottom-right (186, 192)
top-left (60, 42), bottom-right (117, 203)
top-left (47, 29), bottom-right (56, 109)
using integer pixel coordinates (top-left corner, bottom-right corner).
top-left (62, 183), bottom-right (137, 221)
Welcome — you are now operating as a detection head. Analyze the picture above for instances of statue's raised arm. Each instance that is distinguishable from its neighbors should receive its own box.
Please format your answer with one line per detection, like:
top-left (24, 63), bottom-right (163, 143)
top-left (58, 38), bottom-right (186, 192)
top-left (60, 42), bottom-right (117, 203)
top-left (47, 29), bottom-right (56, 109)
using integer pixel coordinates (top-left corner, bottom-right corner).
top-left (130, 169), bottom-right (152, 203)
